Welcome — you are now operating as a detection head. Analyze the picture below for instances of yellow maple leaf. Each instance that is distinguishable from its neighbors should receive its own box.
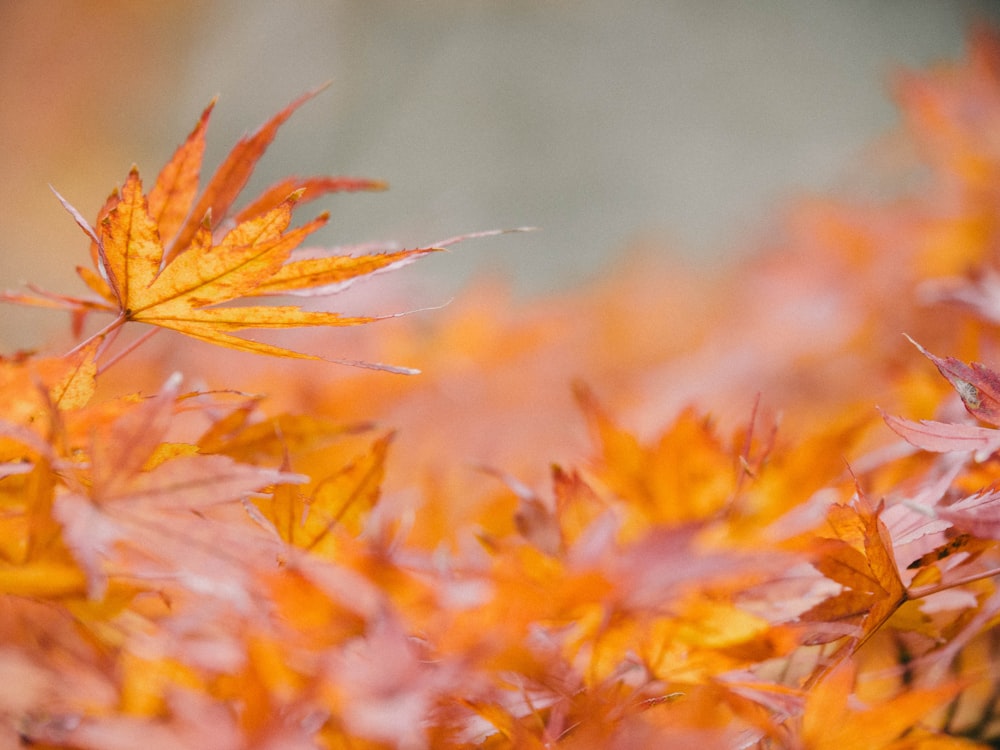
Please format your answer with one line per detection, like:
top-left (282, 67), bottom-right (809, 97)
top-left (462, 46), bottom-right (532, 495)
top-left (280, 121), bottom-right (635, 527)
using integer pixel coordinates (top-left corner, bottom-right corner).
top-left (800, 660), bottom-right (961, 750)
top-left (5, 92), bottom-right (442, 369)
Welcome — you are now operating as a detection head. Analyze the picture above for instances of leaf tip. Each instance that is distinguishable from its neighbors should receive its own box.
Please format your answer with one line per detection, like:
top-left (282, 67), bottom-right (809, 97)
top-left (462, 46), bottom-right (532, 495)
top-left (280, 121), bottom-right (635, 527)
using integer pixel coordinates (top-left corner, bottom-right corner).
top-left (330, 358), bottom-right (421, 375)
top-left (902, 333), bottom-right (928, 356)
top-left (311, 79), bottom-right (334, 97)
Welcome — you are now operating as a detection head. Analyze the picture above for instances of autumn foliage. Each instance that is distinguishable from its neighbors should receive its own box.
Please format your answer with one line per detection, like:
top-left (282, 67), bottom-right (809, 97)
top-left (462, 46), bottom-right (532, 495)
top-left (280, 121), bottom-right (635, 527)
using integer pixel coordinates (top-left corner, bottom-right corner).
top-left (8, 29), bottom-right (1000, 750)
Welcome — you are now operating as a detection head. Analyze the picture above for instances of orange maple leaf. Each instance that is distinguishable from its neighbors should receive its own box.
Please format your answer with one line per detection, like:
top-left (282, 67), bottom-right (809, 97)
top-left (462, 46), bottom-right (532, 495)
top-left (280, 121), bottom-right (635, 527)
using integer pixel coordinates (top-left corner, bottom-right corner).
top-left (800, 490), bottom-right (909, 671)
top-left (4, 90), bottom-right (442, 370)
top-left (798, 660), bottom-right (961, 750)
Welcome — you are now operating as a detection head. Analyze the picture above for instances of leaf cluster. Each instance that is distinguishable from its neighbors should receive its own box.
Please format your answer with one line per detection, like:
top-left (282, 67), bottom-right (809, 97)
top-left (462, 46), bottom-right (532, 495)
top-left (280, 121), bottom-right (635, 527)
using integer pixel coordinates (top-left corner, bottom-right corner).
top-left (7, 28), bottom-right (1000, 750)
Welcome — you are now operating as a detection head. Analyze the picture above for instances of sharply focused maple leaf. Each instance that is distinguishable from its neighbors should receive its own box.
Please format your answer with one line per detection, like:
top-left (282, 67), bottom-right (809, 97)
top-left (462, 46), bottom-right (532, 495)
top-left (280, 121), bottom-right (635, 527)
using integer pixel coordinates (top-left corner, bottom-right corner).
top-left (2, 90), bottom-right (443, 369)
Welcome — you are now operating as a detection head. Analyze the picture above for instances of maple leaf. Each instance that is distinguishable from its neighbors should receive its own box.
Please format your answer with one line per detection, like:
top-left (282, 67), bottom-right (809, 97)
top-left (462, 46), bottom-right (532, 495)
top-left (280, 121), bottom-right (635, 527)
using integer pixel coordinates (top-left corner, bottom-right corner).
top-left (327, 614), bottom-right (460, 747)
top-left (0, 339), bottom-right (99, 440)
top-left (258, 432), bottom-right (393, 554)
top-left (880, 339), bottom-right (1000, 460)
top-left (881, 412), bottom-right (1000, 457)
top-left (3, 91), bottom-right (444, 370)
top-left (8, 27), bottom-right (1000, 750)
top-left (904, 336), bottom-right (1000, 426)
top-left (797, 660), bottom-right (962, 750)
top-left (52, 377), bottom-right (303, 600)
top-left (574, 384), bottom-right (736, 528)
top-left (551, 464), bottom-right (609, 552)
top-left (934, 488), bottom-right (1000, 539)
top-left (800, 492), bottom-right (907, 658)
top-left (0, 342), bottom-right (101, 586)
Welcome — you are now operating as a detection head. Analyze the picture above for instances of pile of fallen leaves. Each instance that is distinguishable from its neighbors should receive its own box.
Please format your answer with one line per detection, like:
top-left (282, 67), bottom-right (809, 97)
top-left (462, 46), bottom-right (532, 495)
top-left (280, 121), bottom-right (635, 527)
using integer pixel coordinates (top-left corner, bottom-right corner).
top-left (7, 27), bottom-right (1000, 750)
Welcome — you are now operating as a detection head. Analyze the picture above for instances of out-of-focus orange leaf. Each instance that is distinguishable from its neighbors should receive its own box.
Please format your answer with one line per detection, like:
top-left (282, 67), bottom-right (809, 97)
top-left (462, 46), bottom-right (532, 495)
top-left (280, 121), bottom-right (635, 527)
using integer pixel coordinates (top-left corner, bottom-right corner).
top-left (0, 560), bottom-right (87, 598)
top-left (575, 385), bottom-right (735, 530)
top-left (799, 660), bottom-right (962, 750)
top-left (551, 464), bottom-right (608, 551)
top-left (254, 432), bottom-right (392, 554)
top-left (801, 493), bottom-right (907, 656)
top-left (41, 377), bottom-right (303, 600)
top-left (0, 339), bottom-right (99, 445)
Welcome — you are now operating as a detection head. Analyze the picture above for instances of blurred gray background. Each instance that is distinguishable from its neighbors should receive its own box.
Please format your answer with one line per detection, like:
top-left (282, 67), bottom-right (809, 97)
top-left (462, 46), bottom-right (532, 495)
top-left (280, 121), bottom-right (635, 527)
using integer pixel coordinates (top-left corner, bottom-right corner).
top-left (2, 1), bottom-right (999, 351)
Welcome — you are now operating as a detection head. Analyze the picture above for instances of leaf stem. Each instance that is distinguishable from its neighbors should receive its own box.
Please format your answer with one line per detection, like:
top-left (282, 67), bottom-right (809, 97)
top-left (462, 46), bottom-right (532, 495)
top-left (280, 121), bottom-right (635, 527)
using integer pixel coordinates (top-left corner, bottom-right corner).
top-left (64, 313), bottom-right (126, 358)
top-left (907, 565), bottom-right (1000, 600)
top-left (97, 326), bottom-right (161, 375)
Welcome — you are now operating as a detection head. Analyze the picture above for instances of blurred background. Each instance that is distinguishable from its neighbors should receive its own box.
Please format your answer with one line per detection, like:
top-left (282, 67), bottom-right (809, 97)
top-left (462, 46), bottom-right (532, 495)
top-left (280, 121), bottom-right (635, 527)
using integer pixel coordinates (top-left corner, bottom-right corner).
top-left (2, 0), bottom-right (999, 352)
